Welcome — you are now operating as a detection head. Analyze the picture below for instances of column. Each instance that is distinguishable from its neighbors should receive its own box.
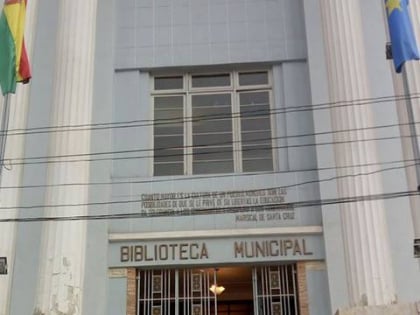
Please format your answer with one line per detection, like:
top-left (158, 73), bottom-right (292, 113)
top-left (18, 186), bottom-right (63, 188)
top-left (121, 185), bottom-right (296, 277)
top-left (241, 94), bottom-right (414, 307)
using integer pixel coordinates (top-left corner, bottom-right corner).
top-left (0, 1), bottom-right (39, 314)
top-left (319, 0), bottom-right (396, 306)
top-left (34, 1), bottom-right (97, 314)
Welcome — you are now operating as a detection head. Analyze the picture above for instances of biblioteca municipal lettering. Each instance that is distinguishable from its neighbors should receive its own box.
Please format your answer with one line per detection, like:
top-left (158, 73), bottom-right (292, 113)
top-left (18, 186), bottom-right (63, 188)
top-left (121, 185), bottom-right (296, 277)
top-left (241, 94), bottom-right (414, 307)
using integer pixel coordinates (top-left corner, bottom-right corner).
top-left (120, 238), bottom-right (313, 262)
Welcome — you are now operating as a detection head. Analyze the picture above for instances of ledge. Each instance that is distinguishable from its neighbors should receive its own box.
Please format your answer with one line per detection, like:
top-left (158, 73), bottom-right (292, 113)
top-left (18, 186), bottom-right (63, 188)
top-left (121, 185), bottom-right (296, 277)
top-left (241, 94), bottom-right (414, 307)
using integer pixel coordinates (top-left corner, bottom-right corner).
top-left (109, 226), bottom-right (323, 242)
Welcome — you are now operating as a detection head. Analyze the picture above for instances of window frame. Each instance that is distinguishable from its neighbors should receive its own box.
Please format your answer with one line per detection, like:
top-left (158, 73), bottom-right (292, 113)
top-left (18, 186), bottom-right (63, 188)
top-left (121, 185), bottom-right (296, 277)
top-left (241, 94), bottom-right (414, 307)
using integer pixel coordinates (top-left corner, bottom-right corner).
top-left (152, 93), bottom-right (186, 176)
top-left (151, 70), bottom-right (277, 176)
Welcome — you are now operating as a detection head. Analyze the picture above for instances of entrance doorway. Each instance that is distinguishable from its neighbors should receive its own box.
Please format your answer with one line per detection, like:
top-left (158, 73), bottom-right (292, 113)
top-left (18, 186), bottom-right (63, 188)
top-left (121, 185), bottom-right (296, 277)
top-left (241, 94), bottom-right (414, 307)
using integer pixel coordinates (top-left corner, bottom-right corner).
top-left (214, 266), bottom-right (253, 315)
top-left (136, 264), bottom-right (299, 315)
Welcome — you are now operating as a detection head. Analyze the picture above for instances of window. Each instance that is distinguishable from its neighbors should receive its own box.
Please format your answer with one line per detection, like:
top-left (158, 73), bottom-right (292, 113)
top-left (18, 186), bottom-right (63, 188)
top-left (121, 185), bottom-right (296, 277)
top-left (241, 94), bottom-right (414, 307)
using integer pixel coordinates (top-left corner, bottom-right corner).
top-left (152, 71), bottom-right (274, 176)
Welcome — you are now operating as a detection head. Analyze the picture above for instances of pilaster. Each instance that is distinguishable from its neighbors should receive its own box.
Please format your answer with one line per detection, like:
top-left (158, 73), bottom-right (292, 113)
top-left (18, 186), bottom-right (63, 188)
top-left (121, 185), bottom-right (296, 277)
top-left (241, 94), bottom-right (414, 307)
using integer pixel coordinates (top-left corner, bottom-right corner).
top-left (34, 1), bottom-right (97, 314)
top-left (319, 0), bottom-right (396, 306)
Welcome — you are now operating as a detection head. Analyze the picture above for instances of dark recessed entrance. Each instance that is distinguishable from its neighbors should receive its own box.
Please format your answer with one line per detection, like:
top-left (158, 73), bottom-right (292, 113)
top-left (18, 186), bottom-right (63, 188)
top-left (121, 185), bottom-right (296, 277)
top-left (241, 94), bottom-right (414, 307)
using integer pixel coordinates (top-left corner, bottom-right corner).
top-left (136, 264), bottom-right (299, 315)
top-left (215, 266), bottom-right (253, 315)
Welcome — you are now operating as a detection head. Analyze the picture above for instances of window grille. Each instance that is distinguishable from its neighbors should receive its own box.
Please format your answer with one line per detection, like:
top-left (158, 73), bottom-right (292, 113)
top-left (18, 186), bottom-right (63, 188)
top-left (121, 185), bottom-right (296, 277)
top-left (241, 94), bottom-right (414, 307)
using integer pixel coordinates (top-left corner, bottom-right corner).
top-left (253, 265), bottom-right (299, 315)
top-left (137, 264), bottom-right (299, 315)
top-left (137, 269), bottom-right (215, 315)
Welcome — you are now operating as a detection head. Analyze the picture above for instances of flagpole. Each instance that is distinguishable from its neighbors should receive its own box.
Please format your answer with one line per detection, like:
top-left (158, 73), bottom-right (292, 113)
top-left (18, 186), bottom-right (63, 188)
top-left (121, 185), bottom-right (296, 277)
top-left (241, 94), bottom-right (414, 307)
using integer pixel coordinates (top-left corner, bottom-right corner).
top-left (386, 40), bottom-right (420, 257)
top-left (401, 66), bottom-right (420, 258)
top-left (0, 93), bottom-right (11, 182)
top-left (401, 68), bottom-right (420, 186)
top-left (383, 0), bottom-right (420, 257)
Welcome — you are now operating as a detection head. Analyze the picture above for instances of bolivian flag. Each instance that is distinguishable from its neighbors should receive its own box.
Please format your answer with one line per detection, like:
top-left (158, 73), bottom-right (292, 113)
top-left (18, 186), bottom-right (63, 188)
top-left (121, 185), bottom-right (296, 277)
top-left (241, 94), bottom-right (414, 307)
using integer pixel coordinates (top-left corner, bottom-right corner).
top-left (0, 0), bottom-right (31, 95)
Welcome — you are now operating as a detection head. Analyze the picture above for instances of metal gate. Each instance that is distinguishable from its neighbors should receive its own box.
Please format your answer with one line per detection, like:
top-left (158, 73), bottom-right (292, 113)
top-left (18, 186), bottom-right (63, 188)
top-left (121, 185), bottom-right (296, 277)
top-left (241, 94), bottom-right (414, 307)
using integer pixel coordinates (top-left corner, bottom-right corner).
top-left (253, 265), bottom-right (299, 315)
top-left (137, 269), bottom-right (216, 315)
top-left (137, 264), bottom-right (299, 315)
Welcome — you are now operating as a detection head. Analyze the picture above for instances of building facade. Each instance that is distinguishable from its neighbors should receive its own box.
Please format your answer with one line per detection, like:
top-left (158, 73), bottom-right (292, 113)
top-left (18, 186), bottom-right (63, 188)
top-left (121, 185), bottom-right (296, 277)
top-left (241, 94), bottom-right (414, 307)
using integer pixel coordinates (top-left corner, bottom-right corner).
top-left (1, 0), bottom-right (420, 314)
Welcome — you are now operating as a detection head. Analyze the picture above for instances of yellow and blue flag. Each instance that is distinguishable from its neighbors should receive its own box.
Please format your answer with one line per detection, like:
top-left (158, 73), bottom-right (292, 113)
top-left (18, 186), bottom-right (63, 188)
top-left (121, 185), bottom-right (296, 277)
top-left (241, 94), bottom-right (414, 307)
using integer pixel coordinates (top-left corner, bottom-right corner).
top-left (385, 0), bottom-right (419, 73)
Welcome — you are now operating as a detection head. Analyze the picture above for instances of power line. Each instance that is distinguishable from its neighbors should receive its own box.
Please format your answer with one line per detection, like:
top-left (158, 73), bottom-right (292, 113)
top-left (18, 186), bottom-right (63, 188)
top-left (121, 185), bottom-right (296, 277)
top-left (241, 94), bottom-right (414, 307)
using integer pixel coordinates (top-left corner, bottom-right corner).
top-left (2, 107), bottom-right (417, 164)
top-left (1, 189), bottom-right (417, 223)
top-left (0, 158), bottom-right (416, 190)
top-left (2, 93), bottom-right (420, 137)
top-left (0, 119), bottom-right (413, 189)
top-left (0, 95), bottom-right (416, 165)
top-left (0, 94), bottom-right (415, 190)
top-left (1, 162), bottom-right (417, 210)
top-left (2, 132), bottom-right (415, 166)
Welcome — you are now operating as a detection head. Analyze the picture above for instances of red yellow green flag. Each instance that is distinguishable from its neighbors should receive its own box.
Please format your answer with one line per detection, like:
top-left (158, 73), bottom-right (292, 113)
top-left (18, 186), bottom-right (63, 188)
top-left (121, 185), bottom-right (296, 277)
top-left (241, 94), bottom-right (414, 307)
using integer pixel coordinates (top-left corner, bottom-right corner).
top-left (0, 0), bottom-right (31, 95)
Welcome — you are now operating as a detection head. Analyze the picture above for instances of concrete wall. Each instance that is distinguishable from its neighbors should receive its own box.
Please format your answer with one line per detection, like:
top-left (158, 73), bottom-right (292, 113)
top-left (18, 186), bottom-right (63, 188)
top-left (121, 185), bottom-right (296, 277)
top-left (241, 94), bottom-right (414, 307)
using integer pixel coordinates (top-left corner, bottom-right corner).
top-left (110, 62), bottom-right (321, 235)
top-left (115, 0), bottom-right (307, 69)
top-left (336, 303), bottom-right (420, 315)
top-left (110, 0), bottom-right (321, 237)
top-left (306, 262), bottom-right (331, 315)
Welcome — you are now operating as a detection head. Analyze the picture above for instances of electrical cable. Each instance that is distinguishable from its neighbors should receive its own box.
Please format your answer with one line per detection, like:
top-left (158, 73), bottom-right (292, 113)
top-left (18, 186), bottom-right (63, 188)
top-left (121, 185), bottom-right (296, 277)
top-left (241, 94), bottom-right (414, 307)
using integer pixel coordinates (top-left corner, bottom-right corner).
top-left (0, 157), bottom-right (415, 190)
top-left (0, 161), bottom-right (417, 210)
top-left (0, 94), bottom-right (415, 194)
top-left (0, 94), bottom-right (417, 165)
top-left (2, 132), bottom-right (415, 166)
top-left (1, 93), bottom-right (419, 137)
top-left (1, 189), bottom-right (417, 222)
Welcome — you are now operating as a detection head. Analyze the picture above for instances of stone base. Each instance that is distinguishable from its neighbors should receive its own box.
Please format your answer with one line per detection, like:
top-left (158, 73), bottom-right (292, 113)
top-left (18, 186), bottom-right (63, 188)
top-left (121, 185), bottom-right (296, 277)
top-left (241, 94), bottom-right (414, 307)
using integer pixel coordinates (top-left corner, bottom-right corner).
top-left (335, 302), bottom-right (420, 315)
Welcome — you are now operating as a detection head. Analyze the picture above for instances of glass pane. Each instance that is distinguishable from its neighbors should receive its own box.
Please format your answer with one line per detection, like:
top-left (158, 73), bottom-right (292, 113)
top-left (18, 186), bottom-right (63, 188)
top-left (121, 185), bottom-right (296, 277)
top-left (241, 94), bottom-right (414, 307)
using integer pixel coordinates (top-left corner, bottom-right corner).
top-left (154, 95), bottom-right (184, 176)
top-left (241, 117), bottom-right (271, 131)
top-left (192, 94), bottom-right (231, 107)
top-left (154, 135), bottom-right (183, 149)
top-left (192, 106), bottom-right (232, 119)
top-left (154, 148), bottom-right (184, 162)
top-left (193, 119), bottom-right (232, 133)
top-left (240, 92), bottom-right (270, 118)
top-left (239, 71), bottom-right (269, 86)
top-left (239, 91), bottom-right (269, 106)
top-left (154, 76), bottom-right (183, 90)
top-left (193, 133), bottom-right (232, 147)
top-left (193, 160), bottom-right (234, 174)
top-left (240, 104), bottom-right (270, 118)
top-left (192, 93), bottom-right (233, 174)
top-left (154, 163), bottom-right (184, 176)
top-left (239, 91), bottom-right (273, 171)
top-left (191, 74), bottom-right (230, 88)
top-left (243, 159), bottom-right (273, 172)
top-left (193, 146), bottom-right (233, 161)
top-left (242, 144), bottom-right (273, 159)
top-left (154, 124), bottom-right (183, 135)
top-left (154, 96), bottom-right (183, 109)
top-left (241, 130), bottom-right (272, 144)
top-left (154, 109), bottom-right (184, 121)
